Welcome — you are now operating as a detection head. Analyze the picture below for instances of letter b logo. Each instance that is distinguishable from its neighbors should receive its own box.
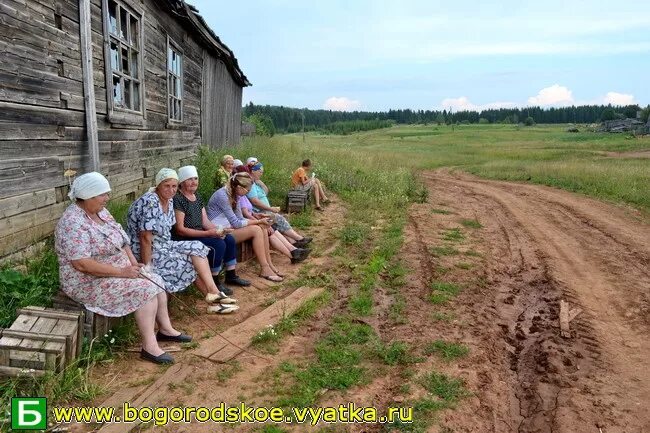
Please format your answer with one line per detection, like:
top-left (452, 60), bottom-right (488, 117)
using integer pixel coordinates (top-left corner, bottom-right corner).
top-left (11, 398), bottom-right (47, 430)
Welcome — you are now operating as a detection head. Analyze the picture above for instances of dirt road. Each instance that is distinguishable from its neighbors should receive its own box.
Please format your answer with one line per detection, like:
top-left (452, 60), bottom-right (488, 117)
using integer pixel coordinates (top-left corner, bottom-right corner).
top-left (406, 170), bottom-right (649, 433)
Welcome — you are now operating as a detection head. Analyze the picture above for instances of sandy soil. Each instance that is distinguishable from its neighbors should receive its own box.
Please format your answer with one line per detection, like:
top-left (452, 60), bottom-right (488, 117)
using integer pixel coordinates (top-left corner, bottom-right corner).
top-left (401, 170), bottom-right (649, 433)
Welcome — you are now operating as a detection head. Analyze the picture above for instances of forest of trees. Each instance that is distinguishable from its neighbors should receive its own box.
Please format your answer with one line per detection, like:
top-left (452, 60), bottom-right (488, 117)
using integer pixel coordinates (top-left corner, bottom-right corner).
top-left (242, 102), bottom-right (647, 134)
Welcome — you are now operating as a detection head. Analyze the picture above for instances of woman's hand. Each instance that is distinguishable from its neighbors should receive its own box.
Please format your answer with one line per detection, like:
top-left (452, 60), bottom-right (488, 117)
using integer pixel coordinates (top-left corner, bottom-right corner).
top-left (212, 227), bottom-right (225, 238)
top-left (120, 265), bottom-right (142, 279)
top-left (270, 206), bottom-right (281, 213)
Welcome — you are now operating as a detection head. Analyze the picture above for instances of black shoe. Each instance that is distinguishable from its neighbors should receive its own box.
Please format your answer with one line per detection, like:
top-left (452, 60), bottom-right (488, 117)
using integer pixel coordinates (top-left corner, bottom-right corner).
top-left (140, 349), bottom-right (174, 364)
top-left (293, 237), bottom-right (312, 248)
top-left (225, 275), bottom-right (251, 286)
top-left (290, 248), bottom-right (311, 264)
top-left (212, 275), bottom-right (234, 296)
top-left (156, 331), bottom-right (193, 343)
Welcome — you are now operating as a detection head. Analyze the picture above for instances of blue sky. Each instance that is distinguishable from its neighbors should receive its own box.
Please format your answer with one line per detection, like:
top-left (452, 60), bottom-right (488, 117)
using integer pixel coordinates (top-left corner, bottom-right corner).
top-left (189, 0), bottom-right (650, 112)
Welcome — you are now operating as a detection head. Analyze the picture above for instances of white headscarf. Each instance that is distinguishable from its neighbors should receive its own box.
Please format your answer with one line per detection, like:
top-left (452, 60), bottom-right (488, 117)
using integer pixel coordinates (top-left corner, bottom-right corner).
top-left (178, 165), bottom-right (199, 183)
top-left (148, 168), bottom-right (179, 192)
top-left (68, 172), bottom-right (111, 201)
top-left (246, 157), bottom-right (258, 165)
top-left (232, 159), bottom-right (243, 168)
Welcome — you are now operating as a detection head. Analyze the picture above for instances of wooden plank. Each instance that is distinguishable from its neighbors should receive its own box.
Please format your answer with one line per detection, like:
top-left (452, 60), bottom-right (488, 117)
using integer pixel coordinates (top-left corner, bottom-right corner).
top-left (559, 300), bottom-right (582, 338)
top-left (1, 330), bottom-right (67, 344)
top-left (0, 122), bottom-right (63, 140)
top-left (0, 365), bottom-right (47, 377)
top-left (0, 189), bottom-right (56, 219)
top-left (0, 218), bottom-right (59, 258)
top-left (18, 307), bottom-right (82, 321)
top-left (0, 202), bottom-right (68, 234)
top-left (96, 364), bottom-right (193, 433)
top-left (0, 157), bottom-right (64, 200)
top-left (194, 287), bottom-right (324, 361)
top-left (0, 101), bottom-right (86, 126)
top-left (79, 0), bottom-right (100, 171)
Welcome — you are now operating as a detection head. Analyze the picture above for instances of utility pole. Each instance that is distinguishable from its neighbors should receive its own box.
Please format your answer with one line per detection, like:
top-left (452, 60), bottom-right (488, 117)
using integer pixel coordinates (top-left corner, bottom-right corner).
top-left (302, 109), bottom-right (306, 143)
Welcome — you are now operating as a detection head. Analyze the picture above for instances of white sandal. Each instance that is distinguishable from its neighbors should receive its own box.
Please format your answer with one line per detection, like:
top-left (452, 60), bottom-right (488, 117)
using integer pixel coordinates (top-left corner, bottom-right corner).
top-left (205, 292), bottom-right (238, 304)
top-left (207, 304), bottom-right (239, 314)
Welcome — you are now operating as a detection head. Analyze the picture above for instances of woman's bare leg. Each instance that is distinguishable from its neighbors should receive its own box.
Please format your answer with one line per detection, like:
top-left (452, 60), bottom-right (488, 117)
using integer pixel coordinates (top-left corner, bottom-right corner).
top-left (134, 296), bottom-right (164, 356)
top-left (269, 231), bottom-right (292, 258)
top-left (281, 228), bottom-right (303, 241)
top-left (232, 226), bottom-right (279, 277)
top-left (154, 292), bottom-right (180, 336)
top-left (191, 255), bottom-right (220, 294)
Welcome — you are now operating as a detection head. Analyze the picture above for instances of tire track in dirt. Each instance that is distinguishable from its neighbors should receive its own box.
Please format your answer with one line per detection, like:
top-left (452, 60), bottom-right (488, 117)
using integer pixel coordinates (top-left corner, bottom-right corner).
top-left (419, 170), bottom-right (649, 433)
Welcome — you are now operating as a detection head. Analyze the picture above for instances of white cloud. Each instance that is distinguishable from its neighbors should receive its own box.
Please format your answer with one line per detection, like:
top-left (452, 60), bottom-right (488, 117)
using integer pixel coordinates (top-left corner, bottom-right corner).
top-left (323, 97), bottom-right (361, 111)
top-left (527, 84), bottom-right (575, 107)
top-left (602, 92), bottom-right (636, 105)
top-left (440, 96), bottom-right (517, 111)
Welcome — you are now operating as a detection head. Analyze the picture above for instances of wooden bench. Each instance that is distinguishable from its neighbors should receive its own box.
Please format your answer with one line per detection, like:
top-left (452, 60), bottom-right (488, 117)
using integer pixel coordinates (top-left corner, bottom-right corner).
top-left (52, 291), bottom-right (124, 342)
top-left (286, 189), bottom-right (311, 213)
top-left (237, 239), bottom-right (255, 262)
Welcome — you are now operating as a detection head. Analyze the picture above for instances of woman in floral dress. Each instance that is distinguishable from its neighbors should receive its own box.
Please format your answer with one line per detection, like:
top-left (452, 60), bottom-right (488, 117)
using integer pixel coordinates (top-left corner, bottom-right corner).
top-left (55, 172), bottom-right (187, 364)
top-left (127, 168), bottom-right (237, 314)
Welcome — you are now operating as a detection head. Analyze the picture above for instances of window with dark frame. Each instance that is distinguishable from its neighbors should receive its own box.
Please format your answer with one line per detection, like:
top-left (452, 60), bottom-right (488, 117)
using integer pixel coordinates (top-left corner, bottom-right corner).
top-left (106, 0), bottom-right (142, 113)
top-left (167, 41), bottom-right (183, 122)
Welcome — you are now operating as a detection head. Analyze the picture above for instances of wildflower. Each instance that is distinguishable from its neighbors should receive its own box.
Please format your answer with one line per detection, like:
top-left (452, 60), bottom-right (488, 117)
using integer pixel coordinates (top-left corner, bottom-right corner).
top-left (110, 338), bottom-right (115, 344)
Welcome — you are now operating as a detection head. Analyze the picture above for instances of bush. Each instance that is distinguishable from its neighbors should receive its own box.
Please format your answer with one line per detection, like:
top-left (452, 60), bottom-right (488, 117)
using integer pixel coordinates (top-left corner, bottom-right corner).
top-left (478, 118), bottom-right (490, 124)
top-left (524, 116), bottom-right (535, 126)
top-left (247, 113), bottom-right (276, 137)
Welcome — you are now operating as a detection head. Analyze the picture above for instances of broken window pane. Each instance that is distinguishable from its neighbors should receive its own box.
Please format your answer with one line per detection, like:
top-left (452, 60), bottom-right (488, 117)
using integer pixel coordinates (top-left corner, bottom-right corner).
top-left (110, 41), bottom-right (119, 71)
top-left (108, 1), bottom-right (118, 35)
top-left (120, 8), bottom-right (128, 40)
top-left (112, 74), bottom-right (122, 106)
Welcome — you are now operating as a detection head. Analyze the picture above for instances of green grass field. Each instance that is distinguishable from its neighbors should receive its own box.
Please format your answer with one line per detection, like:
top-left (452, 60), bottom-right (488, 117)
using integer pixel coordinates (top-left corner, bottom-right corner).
top-left (273, 124), bottom-right (649, 213)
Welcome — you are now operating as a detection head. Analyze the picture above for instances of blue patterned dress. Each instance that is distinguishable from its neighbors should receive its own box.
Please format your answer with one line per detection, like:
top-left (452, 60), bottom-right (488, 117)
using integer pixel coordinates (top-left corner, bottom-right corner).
top-left (126, 191), bottom-right (209, 293)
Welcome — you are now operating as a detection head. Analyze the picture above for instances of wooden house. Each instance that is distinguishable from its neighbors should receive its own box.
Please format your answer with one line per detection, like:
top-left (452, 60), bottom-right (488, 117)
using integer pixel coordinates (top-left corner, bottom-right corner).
top-left (0, 0), bottom-right (250, 258)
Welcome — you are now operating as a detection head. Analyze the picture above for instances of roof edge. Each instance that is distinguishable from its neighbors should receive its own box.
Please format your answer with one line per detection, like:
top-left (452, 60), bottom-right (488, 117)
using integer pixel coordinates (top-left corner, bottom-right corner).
top-left (163, 0), bottom-right (251, 87)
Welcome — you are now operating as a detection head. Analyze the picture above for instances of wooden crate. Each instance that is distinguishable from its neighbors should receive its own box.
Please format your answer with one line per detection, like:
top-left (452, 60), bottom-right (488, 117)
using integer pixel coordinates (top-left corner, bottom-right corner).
top-left (286, 189), bottom-right (311, 213)
top-left (237, 239), bottom-right (255, 262)
top-left (0, 307), bottom-right (83, 376)
top-left (52, 291), bottom-right (124, 341)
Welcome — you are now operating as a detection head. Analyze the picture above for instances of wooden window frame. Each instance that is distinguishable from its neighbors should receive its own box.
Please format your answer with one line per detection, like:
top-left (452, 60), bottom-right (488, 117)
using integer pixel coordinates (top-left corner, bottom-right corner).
top-left (101, 0), bottom-right (145, 126)
top-left (166, 36), bottom-right (183, 123)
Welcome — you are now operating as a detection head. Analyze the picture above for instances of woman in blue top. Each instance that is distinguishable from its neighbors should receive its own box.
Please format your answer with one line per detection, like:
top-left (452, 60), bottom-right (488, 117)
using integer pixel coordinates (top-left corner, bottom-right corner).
top-left (247, 163), bottom-right (312, 248)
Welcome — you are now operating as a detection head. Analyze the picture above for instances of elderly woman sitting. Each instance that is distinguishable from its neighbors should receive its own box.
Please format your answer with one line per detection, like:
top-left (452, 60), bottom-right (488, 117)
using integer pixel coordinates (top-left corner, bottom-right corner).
top-left (55, 172), bottom-right (185, 364)
top-left (207, 172), bottom-right (284, 282)
top-left (172, 165), bottom-right (250, 295)
top-left (238, 186), bottom-right (310, 264)
top-left (127, 168), bottom-right (238, 314)
top-left (215, 154), bottom-right (235, 189)
top-left (248, 162), bottom-right (312, 248)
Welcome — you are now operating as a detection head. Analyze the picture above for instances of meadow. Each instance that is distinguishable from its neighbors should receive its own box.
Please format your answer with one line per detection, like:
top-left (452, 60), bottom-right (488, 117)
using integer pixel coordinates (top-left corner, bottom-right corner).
top-left (279, 123), bottom-right (649, 212)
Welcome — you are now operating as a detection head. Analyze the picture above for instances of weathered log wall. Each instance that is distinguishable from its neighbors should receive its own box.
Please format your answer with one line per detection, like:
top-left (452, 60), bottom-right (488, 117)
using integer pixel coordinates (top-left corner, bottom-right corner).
top-left (0, 0), bottom-right (245, 258)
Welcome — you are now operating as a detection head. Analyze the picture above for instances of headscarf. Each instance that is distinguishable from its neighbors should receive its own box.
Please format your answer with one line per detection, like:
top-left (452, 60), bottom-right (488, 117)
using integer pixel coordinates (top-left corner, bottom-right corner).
top-left (246, 157), bottom-right (258, 165)
top-left (178, 165), bottom-right (199, 183)
top-left (149, 168), bottom-right (178, 192)
top-left (251, 163), bottom-right (263, 172)
top-left (68, 172), bottom-right (111, 201)
top-left (233, 159), bottom-right (243, 168)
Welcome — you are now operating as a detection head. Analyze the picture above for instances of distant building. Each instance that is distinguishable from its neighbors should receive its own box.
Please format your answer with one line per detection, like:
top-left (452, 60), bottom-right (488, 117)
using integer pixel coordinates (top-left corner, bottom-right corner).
top-left (600, 119), bottom-right (644, 133)
top-left (0, 0), bottom-right (250, 258)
